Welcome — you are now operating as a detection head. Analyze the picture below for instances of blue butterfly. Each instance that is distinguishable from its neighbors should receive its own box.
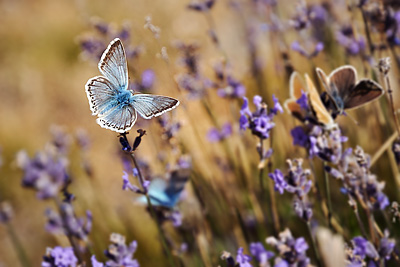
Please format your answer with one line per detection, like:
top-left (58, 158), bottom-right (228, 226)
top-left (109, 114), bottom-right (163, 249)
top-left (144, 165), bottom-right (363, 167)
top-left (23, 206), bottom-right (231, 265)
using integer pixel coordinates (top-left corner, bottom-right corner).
top-left (137, 172), bottom-right (189, 209)
top-left (85, 38), bottom-right (179, 133)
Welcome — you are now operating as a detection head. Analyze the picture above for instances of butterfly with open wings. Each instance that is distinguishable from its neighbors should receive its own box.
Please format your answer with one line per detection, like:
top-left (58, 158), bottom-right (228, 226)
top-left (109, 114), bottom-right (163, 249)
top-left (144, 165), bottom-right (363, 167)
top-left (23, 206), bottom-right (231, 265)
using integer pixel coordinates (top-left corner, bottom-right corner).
top-left (85, 38), bottom-right (179, 133)
top-left (316, 65), bottom-right (384, 117)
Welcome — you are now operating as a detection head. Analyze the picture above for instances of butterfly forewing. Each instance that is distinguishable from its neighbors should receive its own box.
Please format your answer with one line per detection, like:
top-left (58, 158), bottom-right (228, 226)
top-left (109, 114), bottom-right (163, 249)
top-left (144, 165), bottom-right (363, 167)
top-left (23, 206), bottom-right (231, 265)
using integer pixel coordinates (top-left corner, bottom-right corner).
top-left (98, 38), bottom-right (129, 91)
top-left (85, 76), bottom-right (119, 115)
top-left (97, 104), bottom-right (137, 133)
top-left (132, 94), bottom-right (179, 119)
top-left (344, 79), bottom-right (384, 109)
top-left (305, 74), bottom-right (335, 127)
top-left (329, 66), bottom-right (357, 98)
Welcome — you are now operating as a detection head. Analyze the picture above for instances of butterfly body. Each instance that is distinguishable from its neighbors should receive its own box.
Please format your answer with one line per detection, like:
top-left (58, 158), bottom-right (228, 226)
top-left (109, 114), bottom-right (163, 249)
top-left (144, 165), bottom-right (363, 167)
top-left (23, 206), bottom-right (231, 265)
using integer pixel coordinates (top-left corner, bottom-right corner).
top-left (85, 38), bottom-right (179, 133)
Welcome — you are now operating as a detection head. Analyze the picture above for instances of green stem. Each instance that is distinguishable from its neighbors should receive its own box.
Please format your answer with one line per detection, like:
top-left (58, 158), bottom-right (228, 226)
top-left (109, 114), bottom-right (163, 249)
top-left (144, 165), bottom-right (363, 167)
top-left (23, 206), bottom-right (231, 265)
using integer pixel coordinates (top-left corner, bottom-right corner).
top-left (6, 223), bottom-right (31, 267)
top-left (129, 152), bottom-right (176, 267)
top-left (306, 222), bottom-right (322, 267)
top-left (322, 162), bottom-right (333, 230)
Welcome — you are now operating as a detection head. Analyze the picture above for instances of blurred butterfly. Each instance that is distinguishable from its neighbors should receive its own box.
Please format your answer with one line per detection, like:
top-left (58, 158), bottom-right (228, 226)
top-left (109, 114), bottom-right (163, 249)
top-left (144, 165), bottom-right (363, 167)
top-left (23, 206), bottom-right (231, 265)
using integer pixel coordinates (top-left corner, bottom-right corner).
top-left (137, 168), bottom-right (190, 209)
top-left (316, 65), bottom-right (384, 117)
top-left (285, 71), bottom-right (336, 129)
top-left (85, 38), bottom-right (179, 133)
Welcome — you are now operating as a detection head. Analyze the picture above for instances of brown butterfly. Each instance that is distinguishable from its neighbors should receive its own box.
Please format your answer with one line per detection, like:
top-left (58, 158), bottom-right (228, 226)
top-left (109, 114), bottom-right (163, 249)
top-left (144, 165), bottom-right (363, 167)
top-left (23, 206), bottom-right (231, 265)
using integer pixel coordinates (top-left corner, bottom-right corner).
top-left (285, 71), bottom-right (336, 129)
top-left (316, 65), bottom-right (384, 116)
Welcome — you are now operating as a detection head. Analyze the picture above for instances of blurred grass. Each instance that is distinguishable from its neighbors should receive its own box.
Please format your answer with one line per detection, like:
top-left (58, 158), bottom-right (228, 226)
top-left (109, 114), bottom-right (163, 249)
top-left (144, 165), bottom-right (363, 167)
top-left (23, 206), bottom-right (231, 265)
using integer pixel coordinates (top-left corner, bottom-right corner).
top-left (0, 0), bottom-right (399, 266)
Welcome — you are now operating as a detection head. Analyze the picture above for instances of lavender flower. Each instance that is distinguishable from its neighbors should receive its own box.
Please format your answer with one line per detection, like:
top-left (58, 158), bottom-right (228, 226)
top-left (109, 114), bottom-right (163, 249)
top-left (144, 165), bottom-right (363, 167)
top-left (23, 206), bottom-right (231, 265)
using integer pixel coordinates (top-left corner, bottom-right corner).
top-left (17, 150), bottom-right (69, 200)
top-left (336, 25), bottom-right (366, 56)
top-left (266, 228), bottom-right (311, 266)
top-left (236, 247), bottom-right (253, 267)
top-left (291, 40), bottom-right (324, 59)
top-left (207, 123), bottom-right (232, 142)
top-left (249, 242), bottom-right (274, 265)
top-left (240, 95), bottom-right (282, 139)
top-left (392, 138), bottom-right (400, 166)
top-left (42, 246), bottom-right (78, 267)
top-left (92, 233), bottom-right (139, 267)
top-left (326, 146), bottom-right (390, 211)
top-left (45, 203), bottom-right (92, 242)
top-left (122, 167), bottom-right (149, 194)
top-left (217, 76), bottom-right (246, 99)
top-left (291, 125), bottom-right (347, 164)
top-left (79, 18), bottom-right (142, 61)
top-left (158, 115), bottom-right (181, 142)
top-left (269, 159), bottom-right (313, 221)
top-left (130, 69), bottom-right (156, 92)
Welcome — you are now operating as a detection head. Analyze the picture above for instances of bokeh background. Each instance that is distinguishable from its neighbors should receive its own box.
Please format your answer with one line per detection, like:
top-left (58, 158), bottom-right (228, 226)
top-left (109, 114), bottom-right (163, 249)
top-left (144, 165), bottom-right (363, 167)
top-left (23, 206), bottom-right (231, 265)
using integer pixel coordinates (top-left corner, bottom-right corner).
top-left (1, 0), bottom-right (400, 266)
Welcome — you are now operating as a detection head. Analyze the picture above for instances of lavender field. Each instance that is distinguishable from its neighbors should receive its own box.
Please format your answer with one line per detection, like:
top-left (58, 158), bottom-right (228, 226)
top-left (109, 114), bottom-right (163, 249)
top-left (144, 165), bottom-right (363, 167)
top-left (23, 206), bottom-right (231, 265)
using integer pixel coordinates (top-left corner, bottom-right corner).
top-left (1, 0), bottom-right (400, 266)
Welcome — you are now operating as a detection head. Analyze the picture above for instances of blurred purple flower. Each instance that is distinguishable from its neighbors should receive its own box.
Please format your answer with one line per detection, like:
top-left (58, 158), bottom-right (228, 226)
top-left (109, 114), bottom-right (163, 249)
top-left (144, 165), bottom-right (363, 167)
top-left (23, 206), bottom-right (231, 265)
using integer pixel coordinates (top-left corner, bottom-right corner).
top-left (217, 76), bottom-right (246, 99)
top-left (42, 246), bottom-right (78, 267)
top-left (18, 150), bottom-right (69, 200)
top-left (207, 123), bottom-right (232, 142)
top-left (326, 146), bottom-right (390, 211)
top-left (297, 91), bottom-right (308, 110)
top-left (269, 169), bottom-right (287, 194)
top-left (266, 228), bottom-right (310, 266)
top-left (94, 233), bottom-right (139, 267)
top-left (291, 40), bottom-right (324, 58)
top-left (292, 125), bottom-right (347, 164)
top-left (236, 247), bottom-right (253, 267)
top-left (291, 126), bottom-right (309, 147)
top-left (131, 69), bottom-right (156, 92)
top-left (392, 138), bottom-right (400, 166)
top-left (352, 237), bottom-right (379, 260)
top-left (158, 115), bottom-right (181, 142)
top-left (336, 25), bottom-right (366, 56)
top-left (249, 242), bottom-right (274, 265)
top-left (45, 203), bottom-right (92, 242)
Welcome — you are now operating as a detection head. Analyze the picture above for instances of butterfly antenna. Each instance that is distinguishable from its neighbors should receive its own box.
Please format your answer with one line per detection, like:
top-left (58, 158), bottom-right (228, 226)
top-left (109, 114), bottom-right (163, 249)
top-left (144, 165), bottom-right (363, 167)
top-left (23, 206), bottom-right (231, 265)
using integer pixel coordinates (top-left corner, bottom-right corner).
top-left (343, 112), bottom-right (359, 126)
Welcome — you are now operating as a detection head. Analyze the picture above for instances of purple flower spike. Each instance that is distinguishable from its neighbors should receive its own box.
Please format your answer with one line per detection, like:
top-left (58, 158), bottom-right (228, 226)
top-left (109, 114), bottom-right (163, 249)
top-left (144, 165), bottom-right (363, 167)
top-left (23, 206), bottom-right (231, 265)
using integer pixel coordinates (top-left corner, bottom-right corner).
top-left (42, 246), bottom-right (78, 267)
top-left (18, 150), bottom-right (69, 200)
top-left (236, 247), bottom-right (253, 267)
top-left (249, 242), bottom-right (274, 265)
top-left (240, 95), bottom-right (281, 140)
top-left (269, 169), bottom-right (287, 194)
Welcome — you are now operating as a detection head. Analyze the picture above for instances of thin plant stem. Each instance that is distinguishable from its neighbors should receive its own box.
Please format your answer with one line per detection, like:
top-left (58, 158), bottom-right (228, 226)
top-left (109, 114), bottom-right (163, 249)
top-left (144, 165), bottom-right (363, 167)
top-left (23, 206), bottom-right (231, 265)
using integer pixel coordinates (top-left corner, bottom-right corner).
top-left (129, 152), bottom-right (176, 267)
top-left (352, 203), bottom-right (368, 238)
top-left (6, 223), bottom-right (31, 267)
top-left (359, 6), bottom-right (374, 57)
top-left (381, 63), bottom-right (400, 137)
top-left (53, 197), bottom-right (83, 264)
top-left (322, 162), bottom-right (333, 230)
top-left (306, 221), bottom-right (322, 267)
top-left (267, 133), bottom-right (280, 234)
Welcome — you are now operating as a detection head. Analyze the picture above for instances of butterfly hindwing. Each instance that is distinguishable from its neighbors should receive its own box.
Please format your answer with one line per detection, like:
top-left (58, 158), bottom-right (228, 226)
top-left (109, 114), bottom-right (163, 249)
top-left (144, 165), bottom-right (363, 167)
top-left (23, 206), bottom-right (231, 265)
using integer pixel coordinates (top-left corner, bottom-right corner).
top-left (96, 104), bottom-right (137, 133)
top-left (344, 79), bottom-right (384, 109)
top-left (98, 38), bottom-right (129, 91)
top-left (132, 94), bottom-right (179, 119)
